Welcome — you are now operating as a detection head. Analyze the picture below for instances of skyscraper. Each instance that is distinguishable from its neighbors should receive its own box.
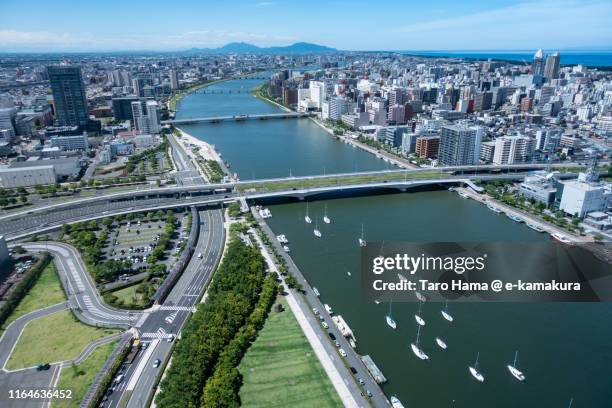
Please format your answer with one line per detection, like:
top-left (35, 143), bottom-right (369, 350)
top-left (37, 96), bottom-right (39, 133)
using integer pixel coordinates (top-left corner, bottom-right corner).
top-left (169, 69), bottom-right (179, 90)
top-left (47, 65), bottom-right (89, 127)
top-left (531, 49), bottom-right (545, 76)
top-left (132, 100), bottom-right (161, 134)
top-left (544, 52), bottom-right (561, 80)
top-left (439, 125), bottom-right (483, 166)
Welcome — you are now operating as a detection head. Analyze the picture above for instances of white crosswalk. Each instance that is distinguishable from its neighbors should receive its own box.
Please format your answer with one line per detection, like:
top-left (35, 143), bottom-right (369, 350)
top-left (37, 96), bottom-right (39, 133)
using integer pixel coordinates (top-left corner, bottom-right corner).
top-left (159, 306), bottom-right (196, 312)
top-left (82, 295), bottom-right (134, 321)
top-left (141, 327), bottom-right (173, 339)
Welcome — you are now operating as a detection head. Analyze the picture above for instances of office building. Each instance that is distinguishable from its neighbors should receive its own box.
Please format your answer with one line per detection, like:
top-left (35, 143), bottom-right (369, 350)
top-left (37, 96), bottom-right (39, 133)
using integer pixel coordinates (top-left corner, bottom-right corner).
top-left (438, 125), bottom-right (483, 166)
top-left (132, 100), bottom-right (161, 134)
top-left (328, 97), bottom-right (354, 121)
top-left (559, 180), bottom-right (607, 218)
top-left (415, 136), bottom-right (440, 159)
top-left (50, 133), bottom-right (89, 150)
top-left (47, 65), bottom-right (89, 127)
top-left (112, 97), bottom-right (140, 121)
top-left (309, 81), bottom-right (327, 109)
top-left (492, 135), bottom-right (535, 165)
top-left (169, 69), bottom-right (179, 90)
top-left (532, 49), bottom-right (545, 76)
top-left (544, 52), bottom-right (561, 80)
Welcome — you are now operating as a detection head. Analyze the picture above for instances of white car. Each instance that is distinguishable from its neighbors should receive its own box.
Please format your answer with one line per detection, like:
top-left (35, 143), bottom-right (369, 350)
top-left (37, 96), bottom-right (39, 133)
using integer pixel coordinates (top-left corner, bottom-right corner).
top-left (339, 348), bottom-right (347, 357)
top-left (321, 321), bottom-right (329, 329)
top-left (197, 253), bottom-right (203, 259)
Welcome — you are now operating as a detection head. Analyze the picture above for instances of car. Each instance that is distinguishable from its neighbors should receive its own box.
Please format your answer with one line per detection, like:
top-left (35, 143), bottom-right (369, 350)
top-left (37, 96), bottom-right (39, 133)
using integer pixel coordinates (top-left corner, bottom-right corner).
top-left (328, 332), bottom-right (336, 341)
top-left (167, 335), bottom-right (175, 343)
top-left (197, 252), bottom-right (203, 259)
top-left (349, 366), bottom-right (357, 374)
top-left (339, 348), bottom-right (347, 357)
top-left (366, 390), bottom-right (373, 397)
top-left (153, 359), bottom-right (161, 368)
top-left (334, 340), bottom-right (340, 348)
top-left (114, 374), bottom-right (125, 384)
top-left (321, 321), bottom-right (329, 329)
top-left (36, 363), bottom-right (50, 371)
top-left (358, 378), bottom-right (365, 385)
top-left (312, 308), bottom-right (319, 315)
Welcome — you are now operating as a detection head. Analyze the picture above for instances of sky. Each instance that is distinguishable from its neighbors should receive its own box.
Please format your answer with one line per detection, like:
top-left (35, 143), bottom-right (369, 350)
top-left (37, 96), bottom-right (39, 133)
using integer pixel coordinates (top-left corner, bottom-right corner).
top-left (0, 0), bottom-right (610, 52)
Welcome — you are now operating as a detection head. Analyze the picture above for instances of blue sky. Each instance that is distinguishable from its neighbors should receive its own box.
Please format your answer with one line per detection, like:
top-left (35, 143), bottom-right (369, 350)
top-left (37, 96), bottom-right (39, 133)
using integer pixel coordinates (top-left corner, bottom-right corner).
top-left (0, 0), bottom-right (610, 52)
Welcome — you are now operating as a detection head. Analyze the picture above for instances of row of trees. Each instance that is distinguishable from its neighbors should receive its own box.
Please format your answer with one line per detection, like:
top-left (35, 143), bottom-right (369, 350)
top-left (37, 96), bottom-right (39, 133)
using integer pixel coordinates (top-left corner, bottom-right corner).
top-left (125, 137), bottom-right (170, 175)
top-left (155, 235), bottom-right (266, 408)
top-left (201, 273), bottom-right (278, 407)
top-left (147, 212), bottom-right (177, 265)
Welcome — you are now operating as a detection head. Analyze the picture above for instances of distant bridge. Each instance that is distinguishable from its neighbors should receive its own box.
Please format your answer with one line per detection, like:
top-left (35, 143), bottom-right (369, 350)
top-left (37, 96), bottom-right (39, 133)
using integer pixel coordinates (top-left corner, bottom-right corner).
top-left (163, 112), bottom-right (315, 125)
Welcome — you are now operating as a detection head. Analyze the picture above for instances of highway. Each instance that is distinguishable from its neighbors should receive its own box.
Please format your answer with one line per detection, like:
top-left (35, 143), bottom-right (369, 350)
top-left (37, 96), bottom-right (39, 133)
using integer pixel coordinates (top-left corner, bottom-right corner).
top-left (22, 242), bottom-right (142, 328)
top-left (105, 208), bottom-right (225, 408)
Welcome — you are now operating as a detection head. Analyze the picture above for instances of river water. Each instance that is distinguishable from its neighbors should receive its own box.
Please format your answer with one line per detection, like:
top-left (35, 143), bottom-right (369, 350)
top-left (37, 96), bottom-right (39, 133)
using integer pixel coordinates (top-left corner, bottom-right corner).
top-left (176, 78), bottom-right (612, 407)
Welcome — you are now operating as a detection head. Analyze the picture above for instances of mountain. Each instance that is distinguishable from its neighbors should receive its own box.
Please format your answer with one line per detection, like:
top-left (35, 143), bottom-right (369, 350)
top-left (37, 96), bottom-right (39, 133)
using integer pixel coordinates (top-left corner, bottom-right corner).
top-left (185, 42), bottom-right (336, 54)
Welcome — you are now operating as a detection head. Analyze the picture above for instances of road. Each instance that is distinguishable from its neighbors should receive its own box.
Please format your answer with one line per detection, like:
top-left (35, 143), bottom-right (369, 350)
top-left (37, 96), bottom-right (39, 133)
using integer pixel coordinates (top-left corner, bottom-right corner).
top-left (167, 132), bottom-right (205, 186)
top-left (22, 242), bottom-right (141, 328)
top-left (106, 208), bottom-right (225, 408)
top-left (253, 210), bottom-right (390, 408)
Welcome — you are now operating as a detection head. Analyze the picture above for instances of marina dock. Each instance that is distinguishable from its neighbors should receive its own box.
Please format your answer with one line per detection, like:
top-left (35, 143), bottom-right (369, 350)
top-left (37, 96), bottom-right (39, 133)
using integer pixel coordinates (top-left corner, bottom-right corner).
top-left (361, 355), bottom-right (387, 384)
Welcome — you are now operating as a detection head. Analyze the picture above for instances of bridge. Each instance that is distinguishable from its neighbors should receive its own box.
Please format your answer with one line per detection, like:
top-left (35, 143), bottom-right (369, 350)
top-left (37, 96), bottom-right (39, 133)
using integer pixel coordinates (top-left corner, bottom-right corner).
top-left (0, 167), bottom-right (582, 240)
top-left (163, 112), bottom-right (315, 125)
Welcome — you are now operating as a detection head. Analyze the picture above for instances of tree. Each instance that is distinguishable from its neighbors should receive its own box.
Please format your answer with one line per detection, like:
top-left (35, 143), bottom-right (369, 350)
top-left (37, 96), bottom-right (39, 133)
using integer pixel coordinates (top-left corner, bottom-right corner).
top-left (19, 195), bottom-right (27, 204)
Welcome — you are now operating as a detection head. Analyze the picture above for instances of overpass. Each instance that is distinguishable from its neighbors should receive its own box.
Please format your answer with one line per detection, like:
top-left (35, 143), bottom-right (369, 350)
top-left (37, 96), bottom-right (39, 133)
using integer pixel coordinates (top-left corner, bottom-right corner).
top-left (2, 170), bottom-right (579, 241)
top-left (163, 112), bottom-right (315, 125)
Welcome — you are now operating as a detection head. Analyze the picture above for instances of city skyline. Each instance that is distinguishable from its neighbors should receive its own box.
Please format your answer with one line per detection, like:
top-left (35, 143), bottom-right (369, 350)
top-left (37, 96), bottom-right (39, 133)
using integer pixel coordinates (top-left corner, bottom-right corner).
top-left (1, 0), bottom-right (611, 52)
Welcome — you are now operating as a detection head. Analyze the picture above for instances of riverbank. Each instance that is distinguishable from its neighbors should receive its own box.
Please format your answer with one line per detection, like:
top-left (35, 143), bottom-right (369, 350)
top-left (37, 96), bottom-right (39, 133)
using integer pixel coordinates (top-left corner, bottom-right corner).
top-left (252, 83), bottom-right (292, 112)
top-left (167, 78), bottom-right (230, 111)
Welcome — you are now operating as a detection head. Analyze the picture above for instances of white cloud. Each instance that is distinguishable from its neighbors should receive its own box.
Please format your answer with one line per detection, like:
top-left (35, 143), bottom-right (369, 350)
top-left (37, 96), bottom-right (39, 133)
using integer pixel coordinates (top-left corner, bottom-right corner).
top-left (395, 0), bottom-right (612, 50)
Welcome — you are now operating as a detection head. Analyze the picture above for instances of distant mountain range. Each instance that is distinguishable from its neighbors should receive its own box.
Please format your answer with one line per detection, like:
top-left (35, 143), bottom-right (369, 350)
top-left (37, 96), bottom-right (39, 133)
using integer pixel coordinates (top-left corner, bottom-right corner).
top-left (184, 42), bottom-right (336, 54)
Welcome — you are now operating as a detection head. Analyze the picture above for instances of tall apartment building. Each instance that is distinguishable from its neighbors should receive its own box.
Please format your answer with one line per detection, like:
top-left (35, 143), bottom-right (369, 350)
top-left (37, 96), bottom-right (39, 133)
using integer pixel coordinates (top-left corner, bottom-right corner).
top-left (492, 135), bottom-right (535, 165)
top-left (544, 52), bottom-right (561, 80)
top-left (415, 136), bottom-right (440, 159)
top-left (438, 125), bottom-right (483, 166)
top-left (169, 69), bottom-right (179, 90)
top-left (47, 65), bottom-right (89, 127)
top-left (532, 49), bottom-right (545, 76)
top-left (132, 100), bottom-right (161, 134)
top-left (309, 81), bottom-right (327, 109)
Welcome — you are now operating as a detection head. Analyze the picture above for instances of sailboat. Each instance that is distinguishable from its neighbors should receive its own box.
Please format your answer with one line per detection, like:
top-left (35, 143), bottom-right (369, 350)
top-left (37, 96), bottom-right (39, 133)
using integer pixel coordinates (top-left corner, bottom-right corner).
top-left (415, 291), bottom-right (427, 303)
top-left (507, 351), bottom-right (526, 381)
top-left (386, 300), bottom-right (397, 329)
top-left (313, 219), bottom-right (322, 238)
top-left (323, 204), bottom-right (331, 224)
top-left (435, 337), bottom-right (447, 350)
top-left (410, 325), bottom-right (429, 360)
top-left (441, 300), bottom-right (454, 322)
top-left (415, 301), bottom-right (425, 326)
top-left (358, 224), bottom-right (367, 247)
top-left (304, 202), bottom-right (312, 224)
top-left (469, 352), bottom-right (485, 382)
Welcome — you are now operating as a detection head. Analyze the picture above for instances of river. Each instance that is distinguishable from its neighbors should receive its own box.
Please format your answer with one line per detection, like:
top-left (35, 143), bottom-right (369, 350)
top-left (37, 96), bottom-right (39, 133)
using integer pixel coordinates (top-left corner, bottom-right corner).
top-left (176, 77), bottom-right (612, 407)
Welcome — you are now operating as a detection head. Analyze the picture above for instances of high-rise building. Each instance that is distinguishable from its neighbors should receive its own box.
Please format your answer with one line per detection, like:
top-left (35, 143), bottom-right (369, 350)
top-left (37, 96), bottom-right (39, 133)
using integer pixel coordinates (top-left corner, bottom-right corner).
top-left (544, 52), bottom-right (560, 80)
top-left (0, 107), bottom-right (16, 141)
top-left (439, 125), bottom-right (483, 166)
top-left (169, 69), bottom-right (179, 90)
top-left (531, 49), bottom-right (545, 76)
top-left (309, 81), bottom-right (327, 109)
top-left (132, 100), bottom-right (161, 134)
top-left (112, 96), bottom-right (140, 121)
top-left (492, 135), bottom-right (535, 165)
top-left (47, 65), bottom-right (89, 128)
top-left (415, 136), bottom-right (440, 159)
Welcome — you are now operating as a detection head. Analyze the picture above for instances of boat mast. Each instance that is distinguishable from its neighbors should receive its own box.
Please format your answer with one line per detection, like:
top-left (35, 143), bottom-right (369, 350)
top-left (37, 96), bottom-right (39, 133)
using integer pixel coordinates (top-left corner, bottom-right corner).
top-left (475, 352), bottom-right (480, 370)
top-left (415, 324), bottom-right (421, 345)
top-left (513, 351), bottom-right (518, 367)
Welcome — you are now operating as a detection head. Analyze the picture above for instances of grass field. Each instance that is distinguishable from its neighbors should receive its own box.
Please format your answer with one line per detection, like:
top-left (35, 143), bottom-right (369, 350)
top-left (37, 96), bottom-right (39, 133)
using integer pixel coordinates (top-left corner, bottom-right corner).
top-left (1, 262), bottom-right (65, 331)
top-left (110, 284), bottom-right (149, 308)
top-left (239, 297), bottom-right (342, 408)
top-left (6, 310), bottom-right (117, 370)
top-left (54, 340), bottom-right (118, 408)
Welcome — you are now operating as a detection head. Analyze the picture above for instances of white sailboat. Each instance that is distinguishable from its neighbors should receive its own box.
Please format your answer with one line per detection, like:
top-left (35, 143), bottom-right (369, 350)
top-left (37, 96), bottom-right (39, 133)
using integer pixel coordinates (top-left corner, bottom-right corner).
top-left (386, 300), bottom-right (397, 329)
top-left (435, 337), bottom-right (447, 350)
top-left (415, 301), bottom-right (425, 326)
top-left (441, 300), bottom-right (454, 322)
top-left (358, 224), bottom-right (367, 247)
top-left (507, 351), bottom-right (526, 382)
top-left (390, 396), bottom-right (405, 408)
top-left (323, 204), bottom-right (331, 224)
top-left (314, 220), bottom-right (322, 238)
top-left (410, 325), bottom-right (429, 360)
top-left (415, 291), bottom-right (427, 303)
top-left (304, 202), bottom-right (312, 224)
top-left (469, 352), bottom-right (485, 382)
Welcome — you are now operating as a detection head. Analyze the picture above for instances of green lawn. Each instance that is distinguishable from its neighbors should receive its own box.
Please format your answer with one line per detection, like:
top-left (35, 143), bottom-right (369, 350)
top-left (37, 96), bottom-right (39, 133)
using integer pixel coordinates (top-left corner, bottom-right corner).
top-left (239, 297), bottom-right (342, 408)
top-left (54, 340), bottom-right (118, 408)
top-left (1, 262), bottom-right (65, 331)
top-left (6, 310), bottom-right (117, 370)
top-left (110, 284), bottom-right (149, 308)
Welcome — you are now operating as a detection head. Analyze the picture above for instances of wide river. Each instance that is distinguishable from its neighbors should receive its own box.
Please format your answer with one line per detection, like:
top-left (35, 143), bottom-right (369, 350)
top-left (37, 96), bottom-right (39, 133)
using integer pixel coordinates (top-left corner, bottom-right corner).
top-left (177, 77), bottom-right (612, 407)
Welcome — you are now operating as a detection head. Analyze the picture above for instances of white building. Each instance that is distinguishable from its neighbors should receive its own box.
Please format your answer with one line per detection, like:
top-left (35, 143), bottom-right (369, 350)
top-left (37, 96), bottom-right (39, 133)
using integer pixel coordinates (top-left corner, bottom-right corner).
top-left (328, 97), bottom-right (354, 121)
top-left (0, 165), bottom-right (56, 187)
top-left (132, 100), bottom-right (161, 134)
top-left (50, 133), bottom-right (89, 150)
top-left (309, 81), bottom-right (327, 110)
top-left (559, 180), bottom-right (606, 218)
top-left (492, 135), bottom-right (535, 165)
